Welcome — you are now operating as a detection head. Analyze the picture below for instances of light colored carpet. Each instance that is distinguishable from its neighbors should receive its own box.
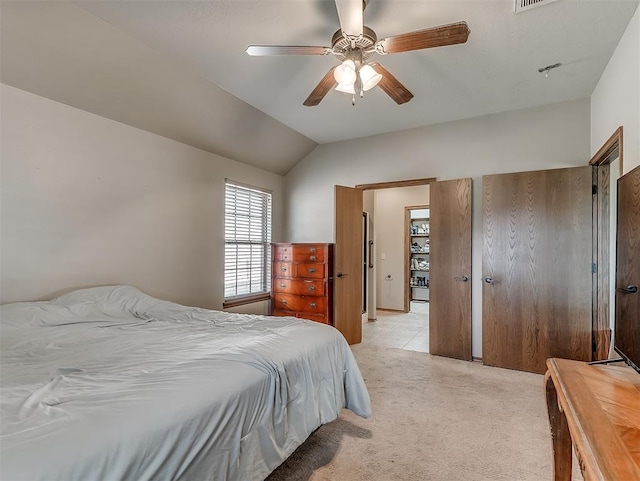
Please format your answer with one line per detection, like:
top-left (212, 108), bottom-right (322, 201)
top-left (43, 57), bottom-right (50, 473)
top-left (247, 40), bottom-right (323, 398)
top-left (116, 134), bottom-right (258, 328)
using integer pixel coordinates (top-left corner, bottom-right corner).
top-left (268, 344), bottom-right (564, 481)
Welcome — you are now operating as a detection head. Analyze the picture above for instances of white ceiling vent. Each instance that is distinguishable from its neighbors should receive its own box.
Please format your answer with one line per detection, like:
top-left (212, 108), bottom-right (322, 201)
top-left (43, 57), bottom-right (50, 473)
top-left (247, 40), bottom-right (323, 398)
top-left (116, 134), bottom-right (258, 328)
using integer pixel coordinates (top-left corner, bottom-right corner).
top-left (515, 0), bottom-right (560, 13)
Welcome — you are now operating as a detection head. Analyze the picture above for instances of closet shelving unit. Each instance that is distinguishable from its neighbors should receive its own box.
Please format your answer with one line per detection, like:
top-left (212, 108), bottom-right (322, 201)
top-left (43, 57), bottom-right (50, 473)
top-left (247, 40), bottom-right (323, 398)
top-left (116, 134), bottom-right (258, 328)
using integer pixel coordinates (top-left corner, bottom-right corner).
top-left (409, 215), bottom-right (429, 303)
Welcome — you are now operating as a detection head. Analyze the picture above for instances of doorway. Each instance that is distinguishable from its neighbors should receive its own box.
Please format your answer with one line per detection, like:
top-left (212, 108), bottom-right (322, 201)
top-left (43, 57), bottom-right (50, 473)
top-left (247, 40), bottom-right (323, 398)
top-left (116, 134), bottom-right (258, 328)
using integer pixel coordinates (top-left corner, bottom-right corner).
top-left (590, 126), bottom-right (623, 360)
top-left (363, 185), bottom-right (430, 314)
top-left (406, 205), bottom-right (430, 312)
top-left (337, 175), bottom-right (472, 359)
top-left (361, 183), bottom-right (431, 351)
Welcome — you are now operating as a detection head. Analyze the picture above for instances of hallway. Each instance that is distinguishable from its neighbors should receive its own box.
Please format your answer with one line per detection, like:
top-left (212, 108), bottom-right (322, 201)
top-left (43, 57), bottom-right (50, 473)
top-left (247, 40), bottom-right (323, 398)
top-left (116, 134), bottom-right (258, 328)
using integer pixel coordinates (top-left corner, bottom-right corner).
top-left (362, 302), bottom-right (429, 352)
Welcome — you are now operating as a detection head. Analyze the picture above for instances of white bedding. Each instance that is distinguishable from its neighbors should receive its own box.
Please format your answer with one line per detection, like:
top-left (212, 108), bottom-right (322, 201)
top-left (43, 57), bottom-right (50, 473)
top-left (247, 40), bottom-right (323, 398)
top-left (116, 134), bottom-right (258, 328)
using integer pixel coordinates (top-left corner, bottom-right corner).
top-left (0, 286), bottom-right (371, 481)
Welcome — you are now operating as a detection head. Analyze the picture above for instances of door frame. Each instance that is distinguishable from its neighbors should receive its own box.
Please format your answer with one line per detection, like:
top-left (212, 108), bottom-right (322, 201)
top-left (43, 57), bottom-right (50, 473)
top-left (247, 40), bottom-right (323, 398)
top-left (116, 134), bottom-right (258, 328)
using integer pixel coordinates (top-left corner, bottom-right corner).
top-left (356, 177), bottom-right (436, 191)
top-left (355, 177), bottom-right (436, 318)
top-left (589, 126), bottom-right (623, 359)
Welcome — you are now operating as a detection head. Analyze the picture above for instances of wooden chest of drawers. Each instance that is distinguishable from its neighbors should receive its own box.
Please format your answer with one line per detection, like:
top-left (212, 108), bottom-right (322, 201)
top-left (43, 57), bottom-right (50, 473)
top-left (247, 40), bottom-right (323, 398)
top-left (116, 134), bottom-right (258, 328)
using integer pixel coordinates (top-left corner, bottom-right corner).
top-left (271, 243), bottom-right (334, 325)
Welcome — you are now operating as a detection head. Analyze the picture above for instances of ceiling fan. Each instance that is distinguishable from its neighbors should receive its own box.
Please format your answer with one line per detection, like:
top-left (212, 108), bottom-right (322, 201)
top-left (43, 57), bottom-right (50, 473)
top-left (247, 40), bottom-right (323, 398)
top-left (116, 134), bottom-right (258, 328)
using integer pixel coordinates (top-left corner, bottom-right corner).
top-left (246, 0), bottom-right (470, 106)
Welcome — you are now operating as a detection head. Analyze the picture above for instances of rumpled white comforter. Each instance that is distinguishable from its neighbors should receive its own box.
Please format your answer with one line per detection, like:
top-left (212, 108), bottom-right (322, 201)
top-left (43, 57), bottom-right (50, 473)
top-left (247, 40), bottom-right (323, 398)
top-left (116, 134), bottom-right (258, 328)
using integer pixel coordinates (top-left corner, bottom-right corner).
top-left (0, 286), bottom-right (371, 481)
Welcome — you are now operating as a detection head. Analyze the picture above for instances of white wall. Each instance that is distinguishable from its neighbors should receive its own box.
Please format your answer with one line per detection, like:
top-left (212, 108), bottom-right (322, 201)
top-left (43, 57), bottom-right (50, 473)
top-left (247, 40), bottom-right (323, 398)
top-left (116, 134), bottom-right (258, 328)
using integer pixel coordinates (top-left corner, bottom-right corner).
top-left (374, 186), bottom-right (429, 311)
top-left (591, 6), bottom-right (640, 174)
top-left (285, 98), bottom-right (590, 357)
top-left (1, 84), bottom-right (284, 311)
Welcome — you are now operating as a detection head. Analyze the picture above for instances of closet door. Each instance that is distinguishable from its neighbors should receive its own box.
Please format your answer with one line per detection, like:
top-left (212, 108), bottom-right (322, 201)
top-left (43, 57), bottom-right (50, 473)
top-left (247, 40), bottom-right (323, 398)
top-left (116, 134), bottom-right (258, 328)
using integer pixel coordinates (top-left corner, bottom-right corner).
top-left (429, 178), bottom-right (472, 360)
top-left (482, 166), bottom-right (593, 374)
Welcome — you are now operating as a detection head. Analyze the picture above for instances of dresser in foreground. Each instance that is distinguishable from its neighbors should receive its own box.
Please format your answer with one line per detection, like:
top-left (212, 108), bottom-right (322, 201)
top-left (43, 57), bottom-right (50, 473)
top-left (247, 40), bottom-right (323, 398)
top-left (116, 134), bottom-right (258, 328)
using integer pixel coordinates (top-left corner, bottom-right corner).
top-left (271, 243), bottom-right (334, 325)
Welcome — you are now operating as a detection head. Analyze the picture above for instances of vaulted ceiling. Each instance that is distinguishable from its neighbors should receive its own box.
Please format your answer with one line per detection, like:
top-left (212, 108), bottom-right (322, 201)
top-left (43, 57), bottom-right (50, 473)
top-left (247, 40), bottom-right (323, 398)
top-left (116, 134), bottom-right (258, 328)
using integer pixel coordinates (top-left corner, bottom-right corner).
top-left (2, 1), bottom-right (638, 174)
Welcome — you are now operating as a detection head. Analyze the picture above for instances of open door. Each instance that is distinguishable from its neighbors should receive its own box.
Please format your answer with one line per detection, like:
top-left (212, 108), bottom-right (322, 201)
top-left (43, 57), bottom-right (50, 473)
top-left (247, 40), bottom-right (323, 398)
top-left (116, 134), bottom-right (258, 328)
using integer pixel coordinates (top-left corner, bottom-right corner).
top-left (429, 178), bottom-right (472, 360)
top-left (482, 166), bottom-right (593, 374)
top-left (615, 165), bottom-right (640, 368)
top-left (334, 185), bottom-right (363, 344)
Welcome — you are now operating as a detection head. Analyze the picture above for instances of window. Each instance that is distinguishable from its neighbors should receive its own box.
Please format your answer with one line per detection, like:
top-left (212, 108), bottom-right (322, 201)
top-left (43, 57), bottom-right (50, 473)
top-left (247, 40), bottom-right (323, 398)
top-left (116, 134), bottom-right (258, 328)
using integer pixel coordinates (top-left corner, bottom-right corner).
top-left (224, 180), bottom-right (272, 301)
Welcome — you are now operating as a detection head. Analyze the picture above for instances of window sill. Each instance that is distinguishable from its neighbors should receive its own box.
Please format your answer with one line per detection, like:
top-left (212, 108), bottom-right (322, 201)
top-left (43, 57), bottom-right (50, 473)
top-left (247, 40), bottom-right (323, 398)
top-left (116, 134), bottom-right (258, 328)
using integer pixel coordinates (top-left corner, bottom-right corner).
top-left (223, 292), bottom-right (270, 309)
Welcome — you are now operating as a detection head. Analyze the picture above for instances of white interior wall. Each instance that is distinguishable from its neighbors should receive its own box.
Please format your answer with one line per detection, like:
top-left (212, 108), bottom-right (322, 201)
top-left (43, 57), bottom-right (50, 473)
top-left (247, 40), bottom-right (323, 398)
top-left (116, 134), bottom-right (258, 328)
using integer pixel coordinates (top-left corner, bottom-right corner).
top-left (0, 84), bottom-right (284, 312)
top-left (374, 186), bottom-right (429, 311)
top-left (591, 5), bottom-right (639, 174)
top-left (285, 99), bottom-right (590, 358)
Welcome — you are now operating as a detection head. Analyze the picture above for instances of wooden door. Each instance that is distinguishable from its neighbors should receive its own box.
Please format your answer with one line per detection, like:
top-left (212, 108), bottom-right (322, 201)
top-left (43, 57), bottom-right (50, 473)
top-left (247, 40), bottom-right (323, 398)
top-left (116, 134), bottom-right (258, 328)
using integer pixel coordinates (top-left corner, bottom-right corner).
top-left (615, 165), bottom-right (640, 367)
top-left (334, 185), bottom-right (363, 344)
top-left (482, 167), bottom-right (593, 374)
top-left (429, 178), bottom-right (473, 360)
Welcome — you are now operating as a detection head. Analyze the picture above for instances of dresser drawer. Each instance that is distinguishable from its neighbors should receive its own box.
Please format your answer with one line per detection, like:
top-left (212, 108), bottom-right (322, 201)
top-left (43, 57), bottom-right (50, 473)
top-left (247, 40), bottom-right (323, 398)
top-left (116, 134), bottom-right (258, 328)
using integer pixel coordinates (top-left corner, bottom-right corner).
top-left (271, 309), bottom-right (329, 325)
top-left (295, 263), bottom-right (325, 278)
top-left (273, 245), bottom-right (293, 261)
top-left (273, 279), bottom-right (324, 296)
top-left (271, 309), bottom-right (293, 318)
top-left (273, 293), bottom-right (326, 314)
top-left (273, 262), bottom-right (293, 277)
top-left (295, 313), bottom-right (329, 324)
top-left (272, 278), bottom-right (291, 292)
top-left (291, 245), bottom-right (325, 263)
top-left (274, 244), bottom-right (326, 263)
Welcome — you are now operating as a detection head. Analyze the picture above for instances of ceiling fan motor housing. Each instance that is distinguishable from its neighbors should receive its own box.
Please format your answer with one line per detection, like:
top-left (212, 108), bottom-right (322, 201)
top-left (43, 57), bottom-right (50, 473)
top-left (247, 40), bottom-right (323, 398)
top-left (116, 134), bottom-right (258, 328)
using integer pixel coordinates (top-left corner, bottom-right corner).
top-left (332, 26), bottom-right (377, 62)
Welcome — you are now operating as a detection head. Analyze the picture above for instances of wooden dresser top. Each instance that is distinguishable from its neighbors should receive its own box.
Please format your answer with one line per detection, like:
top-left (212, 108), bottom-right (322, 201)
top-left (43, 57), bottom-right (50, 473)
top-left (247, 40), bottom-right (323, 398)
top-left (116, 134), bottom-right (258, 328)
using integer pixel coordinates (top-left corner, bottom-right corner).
top-left (546, 358), bottom-right (640, 480)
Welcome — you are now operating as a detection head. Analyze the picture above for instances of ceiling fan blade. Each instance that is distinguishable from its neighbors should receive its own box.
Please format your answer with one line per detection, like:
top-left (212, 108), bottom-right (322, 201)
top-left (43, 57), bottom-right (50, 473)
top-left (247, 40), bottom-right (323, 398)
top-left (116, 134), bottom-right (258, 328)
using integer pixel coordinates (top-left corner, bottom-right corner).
top-left (303, 67), bottom-right (338, 107)
top-left (246, 45), bottom-right (333, 56)
top-left (370, 63), bottom-right (413, 105)
top-left (335, 0), bottom-right (364, 38)
top-left (376, 21), bottom-right (470, 54)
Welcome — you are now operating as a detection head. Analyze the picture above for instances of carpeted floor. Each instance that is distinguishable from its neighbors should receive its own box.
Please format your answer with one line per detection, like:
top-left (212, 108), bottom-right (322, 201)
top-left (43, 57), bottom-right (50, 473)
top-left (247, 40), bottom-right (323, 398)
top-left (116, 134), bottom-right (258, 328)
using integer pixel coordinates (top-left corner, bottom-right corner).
top-left (267, 344), bottom-right (572, 481)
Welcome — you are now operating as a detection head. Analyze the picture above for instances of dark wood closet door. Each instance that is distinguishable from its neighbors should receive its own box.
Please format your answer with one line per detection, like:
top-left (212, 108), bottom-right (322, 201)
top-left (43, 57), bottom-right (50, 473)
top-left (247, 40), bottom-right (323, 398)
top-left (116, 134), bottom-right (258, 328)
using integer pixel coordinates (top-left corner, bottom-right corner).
top-left (482, 167), bottom-right (593, 374)
top-left (615, 165), bottom-right (640, 367)
top-left (429, 178), bottom-right (472, 360)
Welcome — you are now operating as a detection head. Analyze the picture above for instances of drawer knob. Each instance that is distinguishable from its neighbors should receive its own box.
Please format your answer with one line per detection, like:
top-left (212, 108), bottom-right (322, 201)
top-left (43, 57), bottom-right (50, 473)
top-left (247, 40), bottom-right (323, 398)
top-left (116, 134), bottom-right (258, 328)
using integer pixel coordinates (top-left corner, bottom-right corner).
top-left (308, 285), bottom-right (316, 291)
top-left (309, 303), bottom-right (317, 309)
top-left (309, 268), bottom-right (316, 273)
top-left (280, 284), bottom-right (286, 288)
top-left (309, 255), bottom-right (316, 261)
top-left (310, 248), bottom-right (316, 253)
top-left (281, 267), bottom-right (287, 272)
top-left (281, 300), bottom-right (287, 305)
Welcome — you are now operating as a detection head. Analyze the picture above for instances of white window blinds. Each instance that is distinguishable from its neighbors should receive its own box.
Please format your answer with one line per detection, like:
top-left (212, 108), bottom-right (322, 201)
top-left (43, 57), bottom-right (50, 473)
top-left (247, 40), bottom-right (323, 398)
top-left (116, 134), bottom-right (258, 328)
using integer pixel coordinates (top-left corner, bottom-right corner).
top-left (224, 181), bottom-right (272, 299)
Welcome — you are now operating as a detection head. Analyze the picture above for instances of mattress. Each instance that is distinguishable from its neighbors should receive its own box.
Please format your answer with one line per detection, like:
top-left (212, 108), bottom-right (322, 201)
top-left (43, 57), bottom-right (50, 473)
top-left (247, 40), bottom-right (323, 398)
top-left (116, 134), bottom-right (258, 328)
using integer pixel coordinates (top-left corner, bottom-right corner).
top-left (0, 285), bottom-right (371, 481)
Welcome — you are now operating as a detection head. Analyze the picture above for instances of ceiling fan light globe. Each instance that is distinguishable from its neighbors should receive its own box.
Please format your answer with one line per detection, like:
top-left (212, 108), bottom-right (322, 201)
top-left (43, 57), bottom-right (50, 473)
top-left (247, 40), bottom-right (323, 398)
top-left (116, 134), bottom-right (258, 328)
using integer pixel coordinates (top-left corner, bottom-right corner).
top-left (334, 59), bottom-right (357, 85)
top-left (359, 64), bottom-right (383, 91)
top-left (335, 82), bottom-right (356, 94)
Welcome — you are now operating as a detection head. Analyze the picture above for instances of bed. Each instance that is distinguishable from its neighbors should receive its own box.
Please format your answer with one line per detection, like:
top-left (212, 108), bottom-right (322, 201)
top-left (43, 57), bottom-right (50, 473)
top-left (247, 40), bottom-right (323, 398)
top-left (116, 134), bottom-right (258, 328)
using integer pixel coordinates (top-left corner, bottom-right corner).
top-left (0, 285), bottom-right (371, 481)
